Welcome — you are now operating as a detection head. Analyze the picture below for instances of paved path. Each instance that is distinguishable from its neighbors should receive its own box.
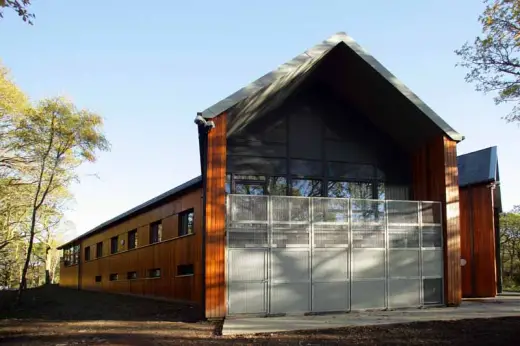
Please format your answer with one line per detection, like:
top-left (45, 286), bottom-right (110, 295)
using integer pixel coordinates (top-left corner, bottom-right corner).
top-left (223, 296), bottom-right (520, 335)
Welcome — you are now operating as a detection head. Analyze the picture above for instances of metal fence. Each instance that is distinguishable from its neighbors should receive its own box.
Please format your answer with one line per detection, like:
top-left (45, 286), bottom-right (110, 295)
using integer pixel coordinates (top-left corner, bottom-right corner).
top-left (226, 195), bottom-right (443, 315)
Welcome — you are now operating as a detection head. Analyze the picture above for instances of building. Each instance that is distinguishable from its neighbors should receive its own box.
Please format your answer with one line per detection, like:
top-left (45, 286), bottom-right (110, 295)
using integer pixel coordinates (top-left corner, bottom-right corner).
top-left (59, 32), bottom-right (465, 319)
top-left (458, 146), bottom-right (502, 298)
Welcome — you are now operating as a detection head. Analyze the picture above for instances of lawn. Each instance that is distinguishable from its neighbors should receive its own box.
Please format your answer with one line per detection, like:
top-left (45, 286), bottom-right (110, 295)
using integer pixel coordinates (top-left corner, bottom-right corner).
top-left (1, 285), bottom-right (519, 345)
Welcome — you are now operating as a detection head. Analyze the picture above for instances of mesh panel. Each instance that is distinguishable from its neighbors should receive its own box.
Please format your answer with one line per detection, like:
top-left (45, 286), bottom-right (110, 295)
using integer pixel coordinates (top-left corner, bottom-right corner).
top-left (351, 200), bottom-right (385, 248)
top-left (387, 201), bottom-right (419, 225)
top-left (421, 202), bottom-right (442, 224)
top-left (389, 226), bottom-right (420, 248)
top-left (272, 225), bottom-right (309, 247)
top-left (227, 224), bottom-right (268, 248)
top-left (422, 226), bottom-right (442, 248)
top-left (272, 196), bottom-right (309, 222)
top-left (312, 198), bottom-right (349, 223)
top-left (229, 195), bottom-right (268, 222)
top-left (314, 224), bottom-right (349, 247)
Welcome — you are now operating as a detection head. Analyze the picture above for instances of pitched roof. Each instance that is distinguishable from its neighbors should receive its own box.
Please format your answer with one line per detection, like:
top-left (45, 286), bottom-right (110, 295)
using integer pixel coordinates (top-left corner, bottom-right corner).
top-left (199, 32), bottom-right (463, 142)
top-left (58, 176), bottom-right (202, 249)
top-left (457, 146), bottom-right (499, 187)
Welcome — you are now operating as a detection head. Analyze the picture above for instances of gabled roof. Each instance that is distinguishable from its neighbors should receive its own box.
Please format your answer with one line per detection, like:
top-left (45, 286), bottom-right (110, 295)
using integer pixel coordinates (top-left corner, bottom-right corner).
top-left (457, 146), bottom-right (499, 187)
top-left (58, 176), bottom-right (202, 249)
top-left (199, 32), bottom-right (463, 142)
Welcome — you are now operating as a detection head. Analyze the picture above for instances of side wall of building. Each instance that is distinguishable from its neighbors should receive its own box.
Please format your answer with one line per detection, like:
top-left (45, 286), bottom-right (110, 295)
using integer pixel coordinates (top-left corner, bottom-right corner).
top-left (459, 183), bottom-right (497, 297)
top-left (59, 262), bottom-right (79, 289)
top-left (412, 136), bottom-right (462, 306)
top-left (59, 187), bottom-right (204, 305)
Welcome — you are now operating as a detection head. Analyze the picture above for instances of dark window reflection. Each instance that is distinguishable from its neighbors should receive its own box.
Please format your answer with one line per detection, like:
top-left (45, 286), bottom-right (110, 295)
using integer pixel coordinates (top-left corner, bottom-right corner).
top-left (235, 183), bottom-right (265, 195)
top-left (225, 174), bottom-right (231, 194)
top-left (268, 176), bottom-right (287, 196)
top-left (327, 181), bottom-right (373, 199)
top-left (378, 182), bottom-right (385, 200)
top-left (291, 179), bottom-right (322, 197)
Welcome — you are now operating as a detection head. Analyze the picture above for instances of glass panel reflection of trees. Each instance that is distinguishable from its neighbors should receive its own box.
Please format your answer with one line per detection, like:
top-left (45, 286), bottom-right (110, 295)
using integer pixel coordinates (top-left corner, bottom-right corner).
top-left (227, 173), bottom-right (385, 199)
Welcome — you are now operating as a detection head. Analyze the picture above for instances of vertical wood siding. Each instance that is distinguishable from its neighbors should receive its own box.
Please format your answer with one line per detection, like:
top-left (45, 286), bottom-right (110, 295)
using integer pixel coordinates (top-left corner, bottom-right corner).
top-left (59, 188), bottom-right (204, 305)
top-left (412, 136), bottom-right (462, 306)
top-left (204, 113), bottom-right (227, 318)
top-left (459, 184), bottom-right (497, 297)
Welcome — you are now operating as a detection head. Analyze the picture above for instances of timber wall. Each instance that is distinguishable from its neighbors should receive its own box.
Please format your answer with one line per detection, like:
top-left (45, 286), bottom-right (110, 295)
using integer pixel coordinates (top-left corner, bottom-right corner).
top-left (459, 183), bottom-right (497, 297)
top-left (204, 113), bottom-right (227, 319)
top-left (59, 262), bottom-right (79, 289)
top-left (412, 136), bottom-right (462, 306)
top-left (59, 187), bottom-right (204, 305)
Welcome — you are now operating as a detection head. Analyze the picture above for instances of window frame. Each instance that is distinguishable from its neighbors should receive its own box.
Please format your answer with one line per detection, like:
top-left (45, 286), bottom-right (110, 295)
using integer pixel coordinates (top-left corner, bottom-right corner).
top-left (84, 246), bottom-right (91, 261)
top-left (95, 275), bottom-right (102, 283)
top-left (178, 209), bottom-right (194, 237)
top-left (176, 264), bottom-right (194, 277)
top-left (96, 242), bottom-right (103, 258)
top-left (148, 268), bottom-right (161, 278)
top-left (127, 271), bottom-right (138, 280)
top-left (110, 236), bottom-right (118, 254)
top-left (128, 229), bottom-right (138, 250)
top-left (149, 221), bottom-right (162, 244)
top-left (109, 273), bottom-right (119, 281)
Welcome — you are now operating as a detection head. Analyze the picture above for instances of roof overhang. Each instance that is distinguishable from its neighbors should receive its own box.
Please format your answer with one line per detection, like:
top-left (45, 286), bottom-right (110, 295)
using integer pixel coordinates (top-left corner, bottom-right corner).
top-left (197, 32), bottom-right (464, 143)
top-left (57, 176), bottom-right (202, 249)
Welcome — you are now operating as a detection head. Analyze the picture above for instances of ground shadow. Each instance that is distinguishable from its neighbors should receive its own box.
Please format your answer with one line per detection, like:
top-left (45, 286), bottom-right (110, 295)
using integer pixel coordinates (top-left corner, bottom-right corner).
top-left (0, 284), bottom-right (203, 323)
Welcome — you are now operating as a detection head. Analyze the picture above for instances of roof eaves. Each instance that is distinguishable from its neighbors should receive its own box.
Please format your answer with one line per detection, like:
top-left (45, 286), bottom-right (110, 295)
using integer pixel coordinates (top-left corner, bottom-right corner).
top-left (198, 32), bottom-right (464, 142)
top-left (58, 175), bottom-right (202, 249)
top-left (489, 146), bottom-right (498, 181)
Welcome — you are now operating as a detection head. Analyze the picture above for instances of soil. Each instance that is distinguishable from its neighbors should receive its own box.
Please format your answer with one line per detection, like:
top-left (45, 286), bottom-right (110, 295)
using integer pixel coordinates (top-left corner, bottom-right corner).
top-left (1, 285), bottom-right (519, 345)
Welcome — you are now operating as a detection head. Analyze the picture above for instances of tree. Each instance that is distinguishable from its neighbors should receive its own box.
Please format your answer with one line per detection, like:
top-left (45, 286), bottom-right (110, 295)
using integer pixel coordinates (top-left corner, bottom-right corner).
top-left (0, 0), bottom-right (34, 24)
top-left (500, 205), bottom-right (520, 290)
top-left (456, 0), bottom-right (520, 122)
top-left (14, 98), bottom-right (109, 301)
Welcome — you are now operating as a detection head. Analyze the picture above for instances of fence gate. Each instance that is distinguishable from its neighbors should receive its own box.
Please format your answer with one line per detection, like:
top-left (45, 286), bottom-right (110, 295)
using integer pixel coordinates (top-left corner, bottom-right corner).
top-left (226, 195), bottom-right (444, 316)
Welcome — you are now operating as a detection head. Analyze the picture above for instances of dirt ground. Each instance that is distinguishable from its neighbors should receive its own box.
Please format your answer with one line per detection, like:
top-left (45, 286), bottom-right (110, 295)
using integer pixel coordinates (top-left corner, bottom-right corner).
top-left (1, 285), bottom-right (519, 345)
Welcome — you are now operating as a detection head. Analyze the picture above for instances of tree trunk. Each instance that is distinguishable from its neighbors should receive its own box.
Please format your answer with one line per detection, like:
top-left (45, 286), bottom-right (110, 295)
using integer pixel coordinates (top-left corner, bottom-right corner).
top-left (45, 245), bottom-right (51, 285)
top-left (17, 207), bottom-right (38, 302)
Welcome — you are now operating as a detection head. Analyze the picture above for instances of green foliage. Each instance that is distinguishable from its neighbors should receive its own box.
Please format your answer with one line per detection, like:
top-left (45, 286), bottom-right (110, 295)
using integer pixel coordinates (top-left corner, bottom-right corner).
top-left (456, 0), bottom-right (520, 122)
top-left (500, 205), bottom-right (520, 291)
top-left (0, 61), bottom-right (110, 295)
top-left (0, 0), bottom-right (34, 24)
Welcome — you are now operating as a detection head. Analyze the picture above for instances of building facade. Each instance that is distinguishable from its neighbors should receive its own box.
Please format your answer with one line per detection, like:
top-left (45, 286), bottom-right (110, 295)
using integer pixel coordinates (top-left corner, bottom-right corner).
top-left (60, 32), bottom-right (469, 319)
top-left (458, 147), bottom-right (502, 298)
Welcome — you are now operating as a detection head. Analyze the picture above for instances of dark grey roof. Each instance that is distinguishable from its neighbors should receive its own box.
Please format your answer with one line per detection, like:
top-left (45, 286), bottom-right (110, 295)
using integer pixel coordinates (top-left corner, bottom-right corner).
top-left (457, 147), bottom-right (498, 187)
top-left (58, 176), bottom-right (202, 249)
top-left (198, 32), bottom-right (463, 142)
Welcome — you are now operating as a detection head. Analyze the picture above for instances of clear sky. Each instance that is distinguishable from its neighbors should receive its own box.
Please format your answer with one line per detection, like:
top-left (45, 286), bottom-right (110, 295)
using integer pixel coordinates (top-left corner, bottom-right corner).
top-left (2, 0), bottom-right (518, 241)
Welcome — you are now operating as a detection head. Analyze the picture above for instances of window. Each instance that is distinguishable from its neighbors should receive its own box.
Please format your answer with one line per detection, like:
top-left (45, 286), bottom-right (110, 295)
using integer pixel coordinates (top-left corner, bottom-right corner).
top-left (268, 176), bottom-right (287, 195)
top-left (179, 209), bottom-right (194, 236)
top-left (291, 179), bottom-right (322, 197)
top-left (128, 229), bottom-right (138, 250)
top-left (84, 246), bottom-right (91, 261)
top-left (327, 181), bottom-right (374, 199)
top-left (234, 175), bottom-right (266, 195)
top-left (95, 275), bottom-right (102, 283)
top-left (177, 264), bottom-right (194, 276)
top-left (96, 242), bottom-right (103, 258)
top-left (127, 271), bottom-right (137, 280)
top-left (72, 245), bottom-right (79, 265)
top-left (148, 268), bottom-right (161, 278)
top-left (64, 245), bottom-right (80, 266)
top-left (150, 221), bottom-right (162, 244)
top-left (109, 273), bottom-right (119, 281)
top-left (110, 236), bottom-right (118, 254)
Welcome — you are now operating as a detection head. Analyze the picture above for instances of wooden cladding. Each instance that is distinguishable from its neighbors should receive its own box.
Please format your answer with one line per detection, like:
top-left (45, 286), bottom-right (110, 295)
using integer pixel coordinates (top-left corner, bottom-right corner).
top-left (59, 187), bottom-right (204, 305)
top-left (460, 184), bottom-right (497, 297)
top-left (59, 263), bottom-right (79, 289)
top-left (412, 136), bottom-right (462, 306)
top-left (204, 113), bottom-right (227, 318)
